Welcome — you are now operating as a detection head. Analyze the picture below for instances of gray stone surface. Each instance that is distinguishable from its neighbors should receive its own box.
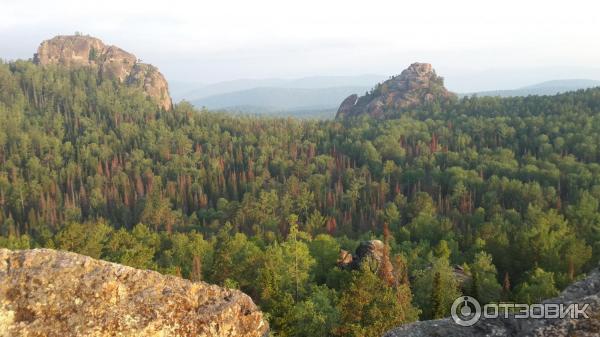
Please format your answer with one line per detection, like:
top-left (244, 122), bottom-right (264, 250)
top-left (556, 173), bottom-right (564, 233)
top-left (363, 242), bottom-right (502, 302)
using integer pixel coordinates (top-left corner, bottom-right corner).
top-left (384, 268), bottom-right (600, 337)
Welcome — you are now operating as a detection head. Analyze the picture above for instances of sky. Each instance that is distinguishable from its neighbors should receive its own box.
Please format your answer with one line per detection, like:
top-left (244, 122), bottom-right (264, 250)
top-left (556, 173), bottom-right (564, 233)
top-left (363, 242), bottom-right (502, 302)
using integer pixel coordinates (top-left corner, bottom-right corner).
top-left (2, 0), bottom-right (600, 91)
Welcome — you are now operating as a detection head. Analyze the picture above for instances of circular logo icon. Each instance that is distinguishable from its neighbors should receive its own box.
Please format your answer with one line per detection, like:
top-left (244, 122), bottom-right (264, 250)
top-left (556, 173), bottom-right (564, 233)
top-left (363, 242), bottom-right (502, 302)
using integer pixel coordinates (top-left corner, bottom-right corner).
top-left (451, 296), bottom-right (481, 326)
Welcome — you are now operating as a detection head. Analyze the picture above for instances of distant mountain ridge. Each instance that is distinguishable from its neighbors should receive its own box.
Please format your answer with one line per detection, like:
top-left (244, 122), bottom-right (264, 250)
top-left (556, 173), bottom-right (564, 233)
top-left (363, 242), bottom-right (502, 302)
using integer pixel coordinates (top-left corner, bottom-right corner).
top-left (180, 74), bottom-right (600, 119)
top-left (468, 79), bottom-right (600, 97)
top-left (174, 74), bottom-right (385, 101)
top-left (191, 86), bottom-right (371, 112)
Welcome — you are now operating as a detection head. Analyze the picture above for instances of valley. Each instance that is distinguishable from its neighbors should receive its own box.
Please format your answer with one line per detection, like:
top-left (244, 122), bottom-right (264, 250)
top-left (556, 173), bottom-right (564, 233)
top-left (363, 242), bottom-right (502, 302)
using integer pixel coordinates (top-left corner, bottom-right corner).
top-left (1, 34), bottom-right (600, 337)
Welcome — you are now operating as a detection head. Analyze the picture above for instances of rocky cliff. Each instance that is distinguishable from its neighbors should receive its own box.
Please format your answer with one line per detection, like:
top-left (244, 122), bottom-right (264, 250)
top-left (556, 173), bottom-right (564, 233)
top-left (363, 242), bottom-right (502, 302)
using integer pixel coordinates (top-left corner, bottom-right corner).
top-left (384, 266), bottom-right (600, 337)
top-left (336, 63), bottom-right (455, 118)
top-left (0, 249), bottom-right (268, 337)
top-left (34, 35), bottom-right (172, 110)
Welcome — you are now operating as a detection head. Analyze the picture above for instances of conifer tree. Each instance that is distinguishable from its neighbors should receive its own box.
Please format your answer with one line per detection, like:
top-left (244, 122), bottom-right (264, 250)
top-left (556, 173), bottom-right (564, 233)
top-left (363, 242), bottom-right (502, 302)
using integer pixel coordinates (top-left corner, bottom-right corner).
top-left (431, 272), bottom-right (445, 319)
top-left (502, 271), bottom-right (511, 301)
top-left (337, 263), bottom-right (418, 337)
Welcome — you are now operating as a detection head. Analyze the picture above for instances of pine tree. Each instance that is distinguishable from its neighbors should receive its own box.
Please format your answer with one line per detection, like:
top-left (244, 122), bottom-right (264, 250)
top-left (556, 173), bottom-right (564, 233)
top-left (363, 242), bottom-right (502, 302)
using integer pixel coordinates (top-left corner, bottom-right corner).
top-left (393, 254), bottom-right (410, 286)
top-left (502, 271), bottom-right (511, 301)
top-left (431, 272), bottom-right (445, 319)
top-left (413, 256), bottom-right (461, 320)
top-left (470, 271), bottom-right (480, 301)
top-left (469, 252), bottom-right (501, 304)
top-left (191, 255), bottom-right (202, 282)
top-left (337, 263), bottom-right (418, 337)
top-left (378, 223), bottom-right (396, 286)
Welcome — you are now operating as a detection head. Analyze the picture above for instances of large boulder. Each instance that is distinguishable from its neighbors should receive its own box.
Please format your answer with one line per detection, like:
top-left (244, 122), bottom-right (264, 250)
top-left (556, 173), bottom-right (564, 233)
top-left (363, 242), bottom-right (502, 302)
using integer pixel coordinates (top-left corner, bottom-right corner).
top-left (336, 63), bottom-right (455, 118)
top-left (34, 35), bottom-right (172, 111)
top-left (0, 249), bottom-right (268, 337)
top-left (338, 240), bottom-right (386, 271)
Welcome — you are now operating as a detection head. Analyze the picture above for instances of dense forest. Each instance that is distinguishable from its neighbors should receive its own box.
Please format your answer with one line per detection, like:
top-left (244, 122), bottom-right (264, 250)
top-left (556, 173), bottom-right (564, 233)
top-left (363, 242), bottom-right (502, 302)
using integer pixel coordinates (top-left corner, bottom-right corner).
top-left (2, 59), bottom-right (600, 336)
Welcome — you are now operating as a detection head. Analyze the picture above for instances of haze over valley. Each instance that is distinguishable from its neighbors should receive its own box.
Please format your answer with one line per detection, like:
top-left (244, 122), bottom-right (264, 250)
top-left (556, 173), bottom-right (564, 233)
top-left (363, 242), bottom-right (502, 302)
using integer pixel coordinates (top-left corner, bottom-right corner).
top-left (170, 77), bottom-right (600, 118)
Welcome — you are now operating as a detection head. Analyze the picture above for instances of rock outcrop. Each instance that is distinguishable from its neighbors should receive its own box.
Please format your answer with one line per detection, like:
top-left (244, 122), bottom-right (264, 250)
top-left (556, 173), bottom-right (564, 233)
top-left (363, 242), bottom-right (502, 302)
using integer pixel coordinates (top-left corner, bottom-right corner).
top-left (383, 266), bottom-right (600, 337)
top-left (336, 63), bottom-right (455, 118)
top-left (34, 35), bottom-right (172, 110)
top-left (338, 240), bottom-right (386, 270)
top-left (0, 249), bottom-right (268, 337)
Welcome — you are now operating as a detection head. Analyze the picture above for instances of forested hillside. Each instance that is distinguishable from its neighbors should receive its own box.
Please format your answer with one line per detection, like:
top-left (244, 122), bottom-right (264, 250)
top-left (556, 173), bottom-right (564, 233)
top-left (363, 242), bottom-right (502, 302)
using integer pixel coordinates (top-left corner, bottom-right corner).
top-left (2, 59), bottom-right (600, 336)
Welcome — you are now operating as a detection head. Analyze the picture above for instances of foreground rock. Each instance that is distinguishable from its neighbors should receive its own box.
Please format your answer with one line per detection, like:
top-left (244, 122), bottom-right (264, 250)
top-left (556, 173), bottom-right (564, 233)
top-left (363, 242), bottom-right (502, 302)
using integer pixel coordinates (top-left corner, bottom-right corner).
top-left (384, 267), bottom-right (600, 337)
top-left (0, 249), bottom-right (268, 337)
top-left (336, 63), bottom-right (455, 118)
top-left (34, 35), bottom-right (172, 110)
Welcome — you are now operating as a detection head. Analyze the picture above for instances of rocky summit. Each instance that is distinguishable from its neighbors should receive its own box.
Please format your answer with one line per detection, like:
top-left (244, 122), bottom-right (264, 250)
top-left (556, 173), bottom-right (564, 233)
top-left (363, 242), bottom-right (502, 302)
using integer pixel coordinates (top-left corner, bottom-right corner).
top-left (34, 35), bottom-right (172, 110)
top-left (336, 63), bottom-right (455, 118)
top-left (383, 266), bottom-right (600, 337)
top-left (0, 249), bottom-right (268, 337)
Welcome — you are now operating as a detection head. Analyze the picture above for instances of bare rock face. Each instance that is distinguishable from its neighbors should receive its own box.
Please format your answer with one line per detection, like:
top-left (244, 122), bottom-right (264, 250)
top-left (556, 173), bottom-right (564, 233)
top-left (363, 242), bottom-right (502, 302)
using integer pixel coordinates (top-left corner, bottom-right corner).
top-left (0, 249), bottom-right (268, 337)
top-left (336, 94), bottom-right (359, 118)
top-left (383, 266), bottom-right (600, 337)
top-left (336, 63), bottom-right (455, 118)
top-left (34, 35), bottom-right (172, 110)
top-left (338, 240), bottom-right (385, 270)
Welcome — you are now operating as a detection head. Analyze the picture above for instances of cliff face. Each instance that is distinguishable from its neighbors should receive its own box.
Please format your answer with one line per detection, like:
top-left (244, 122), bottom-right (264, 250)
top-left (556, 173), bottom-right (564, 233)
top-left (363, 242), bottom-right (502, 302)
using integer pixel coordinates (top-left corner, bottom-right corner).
top-left (0, 249), bottom-right (268, 337)
top-left (336, 63), bottom-right (455, 118)
top-left (383, 266), bottom-right (600, 337)
top-left (34, 35), bottom-right (172, 110)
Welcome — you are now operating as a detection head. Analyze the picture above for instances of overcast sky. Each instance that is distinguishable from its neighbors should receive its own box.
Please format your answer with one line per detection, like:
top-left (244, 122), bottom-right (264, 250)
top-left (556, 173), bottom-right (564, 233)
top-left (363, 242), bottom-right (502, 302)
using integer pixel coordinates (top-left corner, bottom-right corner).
top-left (2, 0), bottom-right (600, 91)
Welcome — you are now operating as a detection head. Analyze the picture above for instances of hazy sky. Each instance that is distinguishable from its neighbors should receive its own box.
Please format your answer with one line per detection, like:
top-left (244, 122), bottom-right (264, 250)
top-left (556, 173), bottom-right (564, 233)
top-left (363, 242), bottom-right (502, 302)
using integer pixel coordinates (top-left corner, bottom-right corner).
top-left (2, 0), bottom-right (600, 91)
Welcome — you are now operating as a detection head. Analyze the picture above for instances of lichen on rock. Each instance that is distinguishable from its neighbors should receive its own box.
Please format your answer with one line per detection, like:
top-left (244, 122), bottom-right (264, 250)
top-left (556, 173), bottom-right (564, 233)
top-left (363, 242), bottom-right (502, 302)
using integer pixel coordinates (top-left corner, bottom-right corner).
top-left (0, 248), bottom-right (269, 337)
